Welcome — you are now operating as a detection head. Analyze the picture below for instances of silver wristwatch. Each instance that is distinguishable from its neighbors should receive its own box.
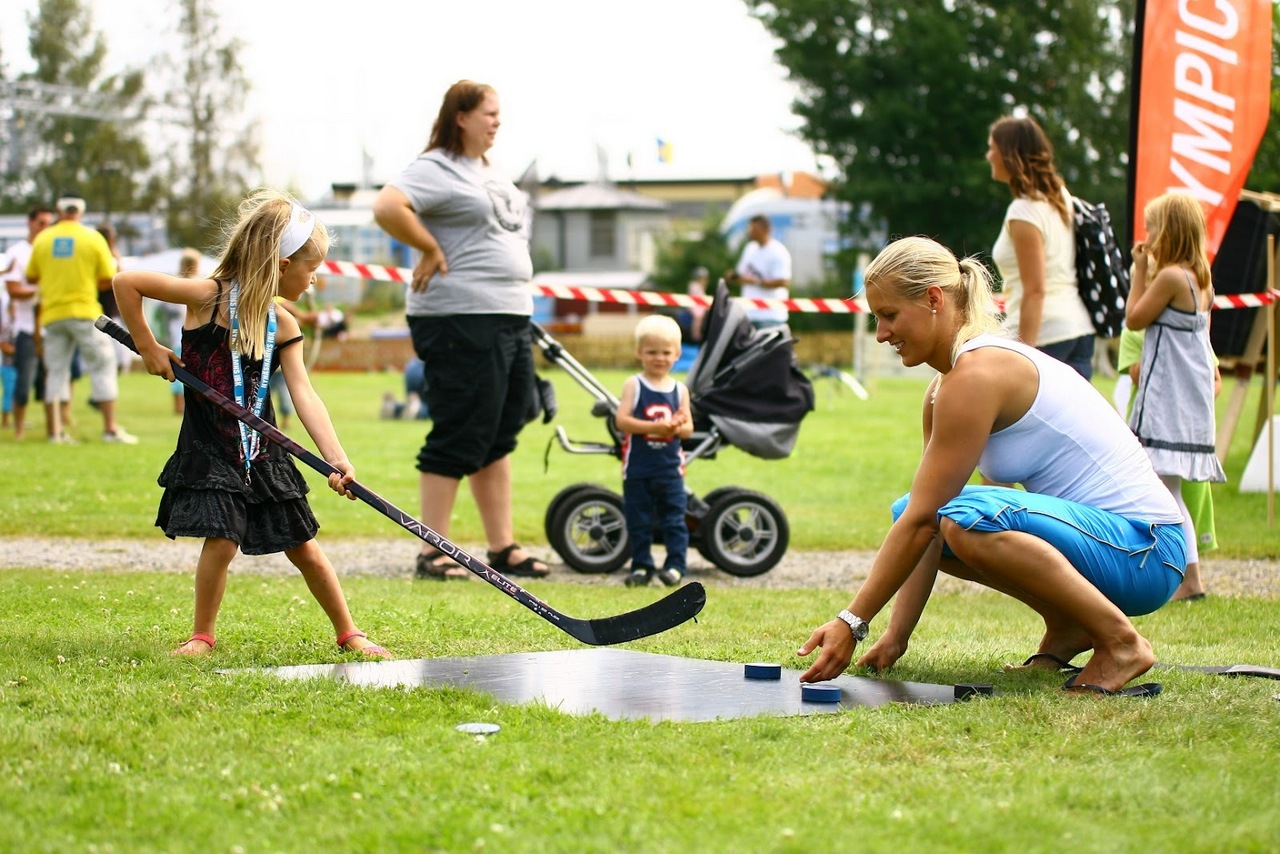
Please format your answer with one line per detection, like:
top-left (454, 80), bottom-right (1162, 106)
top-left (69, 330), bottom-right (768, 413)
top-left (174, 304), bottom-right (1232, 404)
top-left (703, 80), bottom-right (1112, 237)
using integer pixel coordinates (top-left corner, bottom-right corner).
top-left (837, 609), bottom-right (869, 641)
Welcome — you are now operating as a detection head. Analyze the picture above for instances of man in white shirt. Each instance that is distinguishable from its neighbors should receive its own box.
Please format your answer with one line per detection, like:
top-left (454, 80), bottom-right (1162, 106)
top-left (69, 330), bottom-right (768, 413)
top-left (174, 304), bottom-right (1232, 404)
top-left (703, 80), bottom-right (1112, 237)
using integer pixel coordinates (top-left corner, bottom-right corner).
top-left (2, 206), bottom-right (53, 440)
top-left (726, 214), bottom-right (792, 329)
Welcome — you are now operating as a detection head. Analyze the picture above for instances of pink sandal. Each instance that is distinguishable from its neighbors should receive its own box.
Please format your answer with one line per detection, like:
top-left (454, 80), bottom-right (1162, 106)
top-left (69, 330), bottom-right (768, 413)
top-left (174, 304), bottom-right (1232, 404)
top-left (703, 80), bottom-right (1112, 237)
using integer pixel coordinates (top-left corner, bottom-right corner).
top-left (171, 632), bottom-right (216, 655)
top-left (337, 629), bottom-right (392, 660)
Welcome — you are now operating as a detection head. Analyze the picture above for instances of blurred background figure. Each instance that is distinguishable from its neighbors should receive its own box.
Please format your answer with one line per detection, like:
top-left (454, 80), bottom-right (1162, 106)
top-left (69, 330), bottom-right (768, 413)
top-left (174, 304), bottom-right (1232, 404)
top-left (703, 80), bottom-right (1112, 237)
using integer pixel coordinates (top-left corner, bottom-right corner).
top-left (2, 207), bottom-right (54, 440)
top-left (96, 222), bottom-right (136, 375)
top-left (152, 248), bottom-right (201, 415)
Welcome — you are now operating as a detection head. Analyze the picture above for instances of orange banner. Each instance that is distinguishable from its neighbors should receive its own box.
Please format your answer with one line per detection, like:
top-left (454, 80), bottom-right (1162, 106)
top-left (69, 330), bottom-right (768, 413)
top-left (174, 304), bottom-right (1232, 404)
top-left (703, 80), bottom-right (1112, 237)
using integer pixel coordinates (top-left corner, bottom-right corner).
top-left (1132, 0), bottom-right (1273, 258)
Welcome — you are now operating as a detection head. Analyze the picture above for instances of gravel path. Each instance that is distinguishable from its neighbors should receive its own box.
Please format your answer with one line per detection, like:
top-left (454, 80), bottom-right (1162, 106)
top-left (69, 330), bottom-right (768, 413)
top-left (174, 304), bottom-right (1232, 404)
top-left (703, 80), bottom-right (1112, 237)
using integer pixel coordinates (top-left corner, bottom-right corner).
top-left (2, 536), bottom-right (1276, 598)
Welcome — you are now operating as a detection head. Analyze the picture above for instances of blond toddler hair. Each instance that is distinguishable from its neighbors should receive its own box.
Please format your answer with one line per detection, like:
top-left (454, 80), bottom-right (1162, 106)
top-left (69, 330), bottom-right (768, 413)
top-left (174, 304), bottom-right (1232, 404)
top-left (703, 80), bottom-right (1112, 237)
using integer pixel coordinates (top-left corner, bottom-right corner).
top-left (634, 314), bottom-right (682, 346)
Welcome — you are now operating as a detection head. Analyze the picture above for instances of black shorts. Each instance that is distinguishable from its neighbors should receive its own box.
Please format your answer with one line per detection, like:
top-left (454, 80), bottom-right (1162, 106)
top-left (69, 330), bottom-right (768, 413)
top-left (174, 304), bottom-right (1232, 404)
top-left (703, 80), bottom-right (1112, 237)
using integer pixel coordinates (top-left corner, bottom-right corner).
top-left (408, 314), bottom-right (535, 478)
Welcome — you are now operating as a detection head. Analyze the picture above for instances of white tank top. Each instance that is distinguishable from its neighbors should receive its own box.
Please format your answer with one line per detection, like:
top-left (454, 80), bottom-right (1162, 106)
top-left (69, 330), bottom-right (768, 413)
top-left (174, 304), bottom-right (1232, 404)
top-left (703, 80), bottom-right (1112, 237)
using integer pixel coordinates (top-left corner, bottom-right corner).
top-left (958, 335), bottom-right (1181, 523)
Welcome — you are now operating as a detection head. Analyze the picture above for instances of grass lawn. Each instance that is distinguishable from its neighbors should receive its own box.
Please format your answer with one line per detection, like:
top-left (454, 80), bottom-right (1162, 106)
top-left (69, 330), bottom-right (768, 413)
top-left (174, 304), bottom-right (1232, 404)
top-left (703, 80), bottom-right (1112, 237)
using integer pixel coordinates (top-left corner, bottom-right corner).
top-left (2, 365), bottom-right (1279, 852)
top-left (3, 366), bottom-right (1280, 557)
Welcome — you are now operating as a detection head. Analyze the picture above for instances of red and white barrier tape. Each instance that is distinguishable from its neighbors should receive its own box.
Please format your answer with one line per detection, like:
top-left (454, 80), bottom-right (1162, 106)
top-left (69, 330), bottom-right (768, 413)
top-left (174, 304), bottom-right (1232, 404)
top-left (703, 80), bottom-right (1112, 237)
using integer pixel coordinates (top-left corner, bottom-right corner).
top-left (319, 260), bottom-right (1279, 314)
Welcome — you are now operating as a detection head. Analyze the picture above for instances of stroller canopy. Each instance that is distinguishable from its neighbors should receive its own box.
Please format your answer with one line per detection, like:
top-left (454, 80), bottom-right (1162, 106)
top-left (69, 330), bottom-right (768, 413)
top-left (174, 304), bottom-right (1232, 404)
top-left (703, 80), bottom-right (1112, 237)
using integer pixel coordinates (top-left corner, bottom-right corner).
top-left (686, 281), bottom-right (815, 459)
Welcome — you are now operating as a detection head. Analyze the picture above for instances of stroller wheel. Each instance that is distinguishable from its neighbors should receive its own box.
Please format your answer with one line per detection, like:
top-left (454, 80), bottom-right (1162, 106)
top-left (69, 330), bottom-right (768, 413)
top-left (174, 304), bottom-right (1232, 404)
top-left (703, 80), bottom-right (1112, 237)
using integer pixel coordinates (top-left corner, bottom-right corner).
top-left (687, 486), bottom-right (741, 534)
top-left (544, 482), bottom-right (611, 544)
top-left (696, 489), bottom-right (789, 577)
top-left (548, 486), bottom-right (630, 574)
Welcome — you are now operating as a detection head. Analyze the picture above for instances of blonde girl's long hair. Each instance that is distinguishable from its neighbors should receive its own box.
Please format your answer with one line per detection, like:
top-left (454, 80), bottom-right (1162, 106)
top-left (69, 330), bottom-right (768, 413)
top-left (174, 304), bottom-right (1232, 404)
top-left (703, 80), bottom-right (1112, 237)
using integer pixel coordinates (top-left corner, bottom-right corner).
top-left (1144, 191), bottom-right (1213, 294)
top-left (989, 115), bottom-right (1071, 227)
top-left (211, 189), bottom-right (330, 359)
top-left (864, 236), bottom-right (1003, 363)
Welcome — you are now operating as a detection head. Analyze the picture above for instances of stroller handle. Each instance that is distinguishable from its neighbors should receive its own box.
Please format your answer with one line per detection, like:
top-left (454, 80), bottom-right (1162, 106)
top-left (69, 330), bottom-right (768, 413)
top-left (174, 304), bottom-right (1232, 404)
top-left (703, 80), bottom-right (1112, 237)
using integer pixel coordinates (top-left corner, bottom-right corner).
top-left (554, 425), bottom-right (619, 457)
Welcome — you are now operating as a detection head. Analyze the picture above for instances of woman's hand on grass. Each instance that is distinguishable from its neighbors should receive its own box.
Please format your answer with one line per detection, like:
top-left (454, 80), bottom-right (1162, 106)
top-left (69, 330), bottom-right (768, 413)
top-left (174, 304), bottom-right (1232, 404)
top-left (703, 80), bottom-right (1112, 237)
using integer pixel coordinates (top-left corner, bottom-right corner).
top-left (856, 634), bottom-right (906, 672)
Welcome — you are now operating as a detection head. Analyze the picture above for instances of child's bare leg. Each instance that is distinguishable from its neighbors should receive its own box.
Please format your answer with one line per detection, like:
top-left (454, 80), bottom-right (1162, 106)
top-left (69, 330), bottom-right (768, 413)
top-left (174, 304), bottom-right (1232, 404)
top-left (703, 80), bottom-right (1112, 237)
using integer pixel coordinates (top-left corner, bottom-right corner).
top-left (173, 537), bottom-right (238, 655)
top-left (1171, 561), bottom-right (1204, 601)
top-left (284, 539), bottom-right (390, 657)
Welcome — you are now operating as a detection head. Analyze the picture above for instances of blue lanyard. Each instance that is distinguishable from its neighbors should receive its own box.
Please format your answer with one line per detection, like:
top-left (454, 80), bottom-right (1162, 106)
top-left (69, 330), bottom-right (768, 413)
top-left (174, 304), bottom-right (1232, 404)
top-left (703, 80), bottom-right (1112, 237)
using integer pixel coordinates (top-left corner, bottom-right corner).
top-left (228, 282), bottom-right (276, 483)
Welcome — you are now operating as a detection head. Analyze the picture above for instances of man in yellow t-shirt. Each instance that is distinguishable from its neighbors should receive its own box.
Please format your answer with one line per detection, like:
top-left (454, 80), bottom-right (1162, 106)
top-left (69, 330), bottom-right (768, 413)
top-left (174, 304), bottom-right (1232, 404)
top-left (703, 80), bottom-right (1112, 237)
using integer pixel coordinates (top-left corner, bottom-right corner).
top-left (26, 194), bottom-right (135, 444)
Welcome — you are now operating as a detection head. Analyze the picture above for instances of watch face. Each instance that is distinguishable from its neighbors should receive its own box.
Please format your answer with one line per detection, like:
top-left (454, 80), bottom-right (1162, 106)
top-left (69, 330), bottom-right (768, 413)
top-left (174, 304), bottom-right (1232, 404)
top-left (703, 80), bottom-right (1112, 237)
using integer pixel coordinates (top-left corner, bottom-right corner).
top-left (840, 610), bottom-right (868, 640)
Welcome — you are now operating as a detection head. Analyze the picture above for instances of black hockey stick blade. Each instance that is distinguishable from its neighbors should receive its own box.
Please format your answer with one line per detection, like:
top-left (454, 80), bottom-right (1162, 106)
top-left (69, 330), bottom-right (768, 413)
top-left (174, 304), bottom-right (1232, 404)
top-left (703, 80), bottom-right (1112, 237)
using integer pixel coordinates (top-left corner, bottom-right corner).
top-left (95, 315), bottom-right (705, 645)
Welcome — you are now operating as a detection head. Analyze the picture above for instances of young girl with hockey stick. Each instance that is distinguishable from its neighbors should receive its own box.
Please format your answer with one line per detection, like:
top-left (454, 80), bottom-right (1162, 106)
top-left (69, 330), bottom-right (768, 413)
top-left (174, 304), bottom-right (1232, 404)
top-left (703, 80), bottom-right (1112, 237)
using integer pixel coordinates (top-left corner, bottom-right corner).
top-left (112, 189), bottom-right (391, 659)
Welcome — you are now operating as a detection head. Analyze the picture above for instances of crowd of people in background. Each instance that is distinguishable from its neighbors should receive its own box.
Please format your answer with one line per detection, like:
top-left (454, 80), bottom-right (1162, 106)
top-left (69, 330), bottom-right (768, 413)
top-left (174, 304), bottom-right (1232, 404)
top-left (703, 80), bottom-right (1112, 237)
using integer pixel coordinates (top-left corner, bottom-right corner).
top-left (1, 194), bottom-right (137, 444)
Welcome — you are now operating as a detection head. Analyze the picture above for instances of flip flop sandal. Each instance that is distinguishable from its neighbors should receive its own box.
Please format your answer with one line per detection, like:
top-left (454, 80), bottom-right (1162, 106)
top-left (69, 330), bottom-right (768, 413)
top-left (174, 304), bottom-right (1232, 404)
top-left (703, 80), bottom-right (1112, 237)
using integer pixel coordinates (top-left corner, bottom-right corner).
top-left (415, 549), bottom-right (468, 581)
top-left (1062, 674), bottom-right (1163, 698)
top-left (337, 629), bottom-right (393, 660)
top-left (1153, 663), bottom-right (1280, 680)
top-left (487, 543), bottom-right (550, 578)
top-left (172, 633), bottom-right (216, 655)
top-left (1004, 652), bottom-right (1084, 674)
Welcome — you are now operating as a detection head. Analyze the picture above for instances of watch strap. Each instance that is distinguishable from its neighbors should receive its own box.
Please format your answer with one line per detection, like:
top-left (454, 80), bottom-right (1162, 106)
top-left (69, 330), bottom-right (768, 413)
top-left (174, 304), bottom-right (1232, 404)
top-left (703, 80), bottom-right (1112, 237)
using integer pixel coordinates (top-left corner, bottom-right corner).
top-left (837, 609), bottom-right (869, 640)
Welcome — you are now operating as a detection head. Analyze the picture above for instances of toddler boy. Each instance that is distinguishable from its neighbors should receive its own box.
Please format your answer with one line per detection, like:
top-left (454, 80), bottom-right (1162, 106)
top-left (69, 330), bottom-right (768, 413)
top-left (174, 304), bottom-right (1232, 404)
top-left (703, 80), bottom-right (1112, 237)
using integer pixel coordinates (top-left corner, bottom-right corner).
top-left (616, 315), bottom-right (693, 587)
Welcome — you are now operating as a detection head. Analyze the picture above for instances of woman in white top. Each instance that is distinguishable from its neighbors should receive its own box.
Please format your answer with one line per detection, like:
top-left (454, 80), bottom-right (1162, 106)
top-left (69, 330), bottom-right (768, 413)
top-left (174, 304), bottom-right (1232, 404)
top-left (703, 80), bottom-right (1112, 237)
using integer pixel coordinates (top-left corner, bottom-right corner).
top-left (986, 116), bottom-right (1096, 378)
top-left (797, 237), bottom-right (1185, 696)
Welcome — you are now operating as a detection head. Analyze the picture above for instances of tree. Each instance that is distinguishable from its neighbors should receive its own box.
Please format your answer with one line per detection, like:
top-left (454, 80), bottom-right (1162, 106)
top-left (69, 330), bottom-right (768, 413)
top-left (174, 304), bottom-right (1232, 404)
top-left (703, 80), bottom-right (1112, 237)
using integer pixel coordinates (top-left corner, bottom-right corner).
top-left (3, 0), bottom-right (154, 216)
top-left (1240, 4), bottom-right (1280, 194)
top-left (650, 208), bottom-right (737, 295)
top-left (744, 0), bottom-right (1136, 264)
top-left (161, 0), bottom-right (261, 250)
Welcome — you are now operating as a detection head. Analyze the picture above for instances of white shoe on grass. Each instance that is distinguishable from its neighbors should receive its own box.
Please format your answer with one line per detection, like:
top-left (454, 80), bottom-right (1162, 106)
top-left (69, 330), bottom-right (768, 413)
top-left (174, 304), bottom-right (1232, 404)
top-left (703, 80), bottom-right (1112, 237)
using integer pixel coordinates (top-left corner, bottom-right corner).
top-left (102, 427), bottom-right (138, 444)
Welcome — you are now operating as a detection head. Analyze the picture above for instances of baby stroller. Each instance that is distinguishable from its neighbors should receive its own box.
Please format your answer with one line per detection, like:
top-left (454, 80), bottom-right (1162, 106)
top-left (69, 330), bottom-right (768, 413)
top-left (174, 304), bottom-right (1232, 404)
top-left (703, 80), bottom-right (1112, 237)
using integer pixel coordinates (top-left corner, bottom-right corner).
top-left (533, 281), bottom-right (815, 577)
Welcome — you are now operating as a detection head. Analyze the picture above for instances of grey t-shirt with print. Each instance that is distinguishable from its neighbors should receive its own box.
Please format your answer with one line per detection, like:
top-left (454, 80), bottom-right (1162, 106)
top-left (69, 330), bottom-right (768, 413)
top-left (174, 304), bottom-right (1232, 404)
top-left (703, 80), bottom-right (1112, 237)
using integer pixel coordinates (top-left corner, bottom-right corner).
top-left (391, 148), bottom-right (533, 317)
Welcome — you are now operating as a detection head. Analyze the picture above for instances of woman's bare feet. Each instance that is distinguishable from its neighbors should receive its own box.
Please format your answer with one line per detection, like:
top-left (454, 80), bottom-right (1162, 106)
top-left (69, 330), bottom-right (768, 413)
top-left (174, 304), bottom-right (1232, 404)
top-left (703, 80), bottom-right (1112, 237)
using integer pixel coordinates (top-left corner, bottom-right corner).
top-left (1004, 626), bottom-right (1093, 671)
top-left (1069, 634), bottom-right (1155, 693)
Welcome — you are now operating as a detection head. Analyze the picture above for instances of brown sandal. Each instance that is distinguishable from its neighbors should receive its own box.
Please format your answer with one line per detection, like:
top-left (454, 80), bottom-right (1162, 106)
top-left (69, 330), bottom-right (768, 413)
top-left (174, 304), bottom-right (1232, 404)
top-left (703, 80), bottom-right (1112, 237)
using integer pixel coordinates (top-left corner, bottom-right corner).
top-left (487, 543), bottom-right (551, 578)
top-left (415, 549), bottom-right (468, 581)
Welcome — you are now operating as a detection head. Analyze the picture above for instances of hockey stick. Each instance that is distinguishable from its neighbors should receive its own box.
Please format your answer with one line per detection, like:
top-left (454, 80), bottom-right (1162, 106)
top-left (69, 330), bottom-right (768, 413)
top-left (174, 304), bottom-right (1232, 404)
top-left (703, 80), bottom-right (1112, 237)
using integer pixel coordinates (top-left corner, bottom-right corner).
top-left (95, 316), bottom-right (705, 645)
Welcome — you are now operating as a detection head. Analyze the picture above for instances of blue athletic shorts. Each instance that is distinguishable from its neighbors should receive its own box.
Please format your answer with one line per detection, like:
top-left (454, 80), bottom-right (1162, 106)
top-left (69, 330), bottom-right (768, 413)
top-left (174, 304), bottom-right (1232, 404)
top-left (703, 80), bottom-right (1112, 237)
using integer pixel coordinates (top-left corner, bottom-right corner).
top-left (891, 485), bottom-right (1185, 616)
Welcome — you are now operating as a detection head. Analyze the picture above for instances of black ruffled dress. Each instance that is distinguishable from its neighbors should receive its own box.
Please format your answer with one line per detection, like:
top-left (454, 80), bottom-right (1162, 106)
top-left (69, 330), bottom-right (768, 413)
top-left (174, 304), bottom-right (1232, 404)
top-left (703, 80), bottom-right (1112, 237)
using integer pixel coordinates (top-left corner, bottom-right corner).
top-left (156, 297), bottom-right (316, 555)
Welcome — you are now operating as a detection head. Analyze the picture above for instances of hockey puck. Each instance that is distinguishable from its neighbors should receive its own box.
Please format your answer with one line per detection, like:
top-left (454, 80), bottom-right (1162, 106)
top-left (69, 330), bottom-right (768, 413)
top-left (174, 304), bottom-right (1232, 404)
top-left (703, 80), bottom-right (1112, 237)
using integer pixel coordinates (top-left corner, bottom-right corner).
top-left (744, 662), bottom-right (782, 680)
top-left (800, 683), bottom-right (842, 703)
top-left (954, 683), bottom-right (995, 701)
top-left (455, 723), bottom-right (500, 735)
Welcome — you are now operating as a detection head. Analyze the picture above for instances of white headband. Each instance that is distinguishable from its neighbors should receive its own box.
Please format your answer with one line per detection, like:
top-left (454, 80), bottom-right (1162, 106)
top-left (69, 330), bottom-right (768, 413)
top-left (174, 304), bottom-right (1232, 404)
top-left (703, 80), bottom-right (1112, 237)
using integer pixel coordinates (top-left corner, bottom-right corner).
top-left (279, 202), bottom-right (316, 258)
top-left (56, 196), bottom-right (87, 214)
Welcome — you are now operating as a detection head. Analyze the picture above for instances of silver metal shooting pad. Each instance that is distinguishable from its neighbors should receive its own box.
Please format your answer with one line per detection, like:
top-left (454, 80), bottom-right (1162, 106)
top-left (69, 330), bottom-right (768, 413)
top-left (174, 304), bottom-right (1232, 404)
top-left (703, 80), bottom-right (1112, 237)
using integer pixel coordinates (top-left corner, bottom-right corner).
top-left (244, 648), bottom-right (970, 722)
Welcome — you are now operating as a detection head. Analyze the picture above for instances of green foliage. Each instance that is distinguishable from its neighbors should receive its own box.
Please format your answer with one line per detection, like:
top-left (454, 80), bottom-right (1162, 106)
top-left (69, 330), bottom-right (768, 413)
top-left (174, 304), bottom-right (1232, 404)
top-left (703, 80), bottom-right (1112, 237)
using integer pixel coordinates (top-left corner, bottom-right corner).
top-left (650, 207), bottom-right (738, 294)
top-left (749, 0), bottom-right (1280, 261)
top-left (744, 0), bottom-right (1137, 259)
top-left (1239, 5), bottom-right (1280, 194)
top-left (1, 0), bottom-right (156, 214)
top-left (162, 0), bottom-right (260, 251)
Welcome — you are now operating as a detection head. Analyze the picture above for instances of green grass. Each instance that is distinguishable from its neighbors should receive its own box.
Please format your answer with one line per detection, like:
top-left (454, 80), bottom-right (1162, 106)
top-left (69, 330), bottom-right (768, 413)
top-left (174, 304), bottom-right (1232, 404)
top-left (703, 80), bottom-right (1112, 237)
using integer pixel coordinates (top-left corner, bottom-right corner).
top-left (3, 366), bottom-right (1279, 557)
top-left (2, 365), bottom-right (1279, 852)
top-left (1, 570), bottom-right (1278, 853)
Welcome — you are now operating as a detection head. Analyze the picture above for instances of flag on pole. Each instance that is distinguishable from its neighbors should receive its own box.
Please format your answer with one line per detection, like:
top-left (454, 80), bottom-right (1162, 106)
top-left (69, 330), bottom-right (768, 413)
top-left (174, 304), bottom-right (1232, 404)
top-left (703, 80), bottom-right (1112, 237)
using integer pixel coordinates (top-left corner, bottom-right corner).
top-left (1130, 0), bottom-right (1273, 259)
top-left (657, 138), bottom-right (674, 164)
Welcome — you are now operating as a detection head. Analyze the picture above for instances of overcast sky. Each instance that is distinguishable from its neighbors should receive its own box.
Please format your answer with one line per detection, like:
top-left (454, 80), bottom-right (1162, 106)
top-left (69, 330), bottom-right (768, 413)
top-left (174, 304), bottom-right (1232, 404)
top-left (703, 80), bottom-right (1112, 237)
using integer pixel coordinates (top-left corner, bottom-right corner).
top-left (3, 0), bottom-right (824, 199)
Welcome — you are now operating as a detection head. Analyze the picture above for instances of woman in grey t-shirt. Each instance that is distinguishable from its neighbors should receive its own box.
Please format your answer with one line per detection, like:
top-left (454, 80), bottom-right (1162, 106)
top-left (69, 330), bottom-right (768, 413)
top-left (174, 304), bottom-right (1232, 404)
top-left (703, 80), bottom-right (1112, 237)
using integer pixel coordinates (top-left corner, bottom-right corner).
top-left (373, 80), bottom-right (548, 581)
